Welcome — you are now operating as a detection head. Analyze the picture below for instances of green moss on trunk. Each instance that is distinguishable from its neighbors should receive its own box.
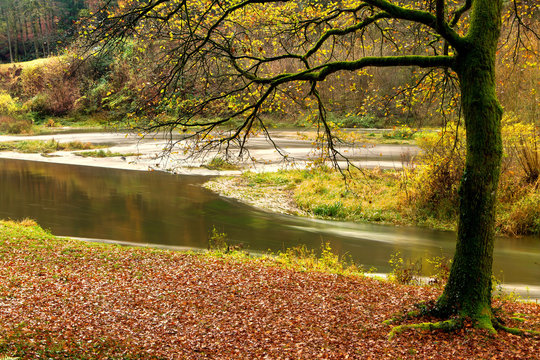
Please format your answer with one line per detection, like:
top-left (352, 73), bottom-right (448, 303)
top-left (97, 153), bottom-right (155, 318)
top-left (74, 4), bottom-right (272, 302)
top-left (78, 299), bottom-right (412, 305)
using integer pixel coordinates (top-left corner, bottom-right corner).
top-left (436, 0), bottom-right (503, 330)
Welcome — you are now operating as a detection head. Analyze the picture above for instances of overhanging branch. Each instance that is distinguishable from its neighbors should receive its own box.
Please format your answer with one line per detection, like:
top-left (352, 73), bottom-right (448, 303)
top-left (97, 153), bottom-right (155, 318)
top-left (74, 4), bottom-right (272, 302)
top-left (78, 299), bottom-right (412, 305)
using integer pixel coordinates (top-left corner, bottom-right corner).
top-left (237, 55), bottom-right (455, 85)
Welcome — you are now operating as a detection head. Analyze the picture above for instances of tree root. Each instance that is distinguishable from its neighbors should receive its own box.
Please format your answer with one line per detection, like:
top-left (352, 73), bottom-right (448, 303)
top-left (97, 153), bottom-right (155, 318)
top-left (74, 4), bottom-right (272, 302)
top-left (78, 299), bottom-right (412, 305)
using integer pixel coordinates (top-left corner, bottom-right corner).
top-left (387, 315), bottom-right (540, 340)
top-left (386, 300), bottom-right (540, 340)
top-left (382, 310), bottom-right (421, 326)
top-left (494, 321), bottom-right (540, 337)
top-left (387, 318), bottom-right (462, 340)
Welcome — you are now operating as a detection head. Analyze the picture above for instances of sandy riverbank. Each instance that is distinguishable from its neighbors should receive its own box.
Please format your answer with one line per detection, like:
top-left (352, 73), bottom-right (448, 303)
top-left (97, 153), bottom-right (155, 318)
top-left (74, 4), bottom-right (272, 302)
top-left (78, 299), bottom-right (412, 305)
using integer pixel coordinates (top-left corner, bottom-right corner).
top-left (203, 176), bottom-right (306, 216)
top-left (0, 130), bottom-right (418, 175)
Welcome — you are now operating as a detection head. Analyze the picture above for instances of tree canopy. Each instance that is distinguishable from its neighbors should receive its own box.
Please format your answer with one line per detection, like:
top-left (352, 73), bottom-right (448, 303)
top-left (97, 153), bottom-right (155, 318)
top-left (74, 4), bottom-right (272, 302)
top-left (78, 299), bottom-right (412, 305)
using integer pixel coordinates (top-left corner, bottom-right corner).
top-left (82, 0), bottom-right (539, 336)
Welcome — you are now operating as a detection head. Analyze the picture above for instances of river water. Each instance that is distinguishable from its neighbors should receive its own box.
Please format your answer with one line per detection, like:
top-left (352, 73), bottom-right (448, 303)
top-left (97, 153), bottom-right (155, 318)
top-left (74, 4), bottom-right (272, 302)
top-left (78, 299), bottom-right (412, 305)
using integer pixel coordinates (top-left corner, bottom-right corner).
top-left (1, 158), bottom-right (539, 298)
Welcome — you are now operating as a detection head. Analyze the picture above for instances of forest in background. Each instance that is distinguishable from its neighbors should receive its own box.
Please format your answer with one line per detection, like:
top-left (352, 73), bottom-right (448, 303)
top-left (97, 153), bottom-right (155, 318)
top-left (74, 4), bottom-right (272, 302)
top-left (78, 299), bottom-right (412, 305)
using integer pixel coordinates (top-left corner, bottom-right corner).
top-left (0, 0), bottom-right (101, 63)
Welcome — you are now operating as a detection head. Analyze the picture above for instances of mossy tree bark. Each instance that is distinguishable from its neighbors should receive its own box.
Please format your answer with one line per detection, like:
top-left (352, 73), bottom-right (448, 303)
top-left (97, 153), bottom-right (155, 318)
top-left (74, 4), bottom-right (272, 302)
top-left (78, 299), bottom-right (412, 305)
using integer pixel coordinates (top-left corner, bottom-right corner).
top-left (436, 0), bottom-right (504, 331)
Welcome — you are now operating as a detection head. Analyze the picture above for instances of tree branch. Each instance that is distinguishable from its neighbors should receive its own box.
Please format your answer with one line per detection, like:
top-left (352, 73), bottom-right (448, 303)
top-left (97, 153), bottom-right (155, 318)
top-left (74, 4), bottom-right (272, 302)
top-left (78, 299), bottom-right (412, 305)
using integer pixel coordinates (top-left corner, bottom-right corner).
top-left (236, 55), bottom-right (455, 84)
top-left (450, 0), bottom-right (473, 28)
top-left (303, 12), bottom-right (391, 61)
top-left (360, 0), bottom-right (465, 50)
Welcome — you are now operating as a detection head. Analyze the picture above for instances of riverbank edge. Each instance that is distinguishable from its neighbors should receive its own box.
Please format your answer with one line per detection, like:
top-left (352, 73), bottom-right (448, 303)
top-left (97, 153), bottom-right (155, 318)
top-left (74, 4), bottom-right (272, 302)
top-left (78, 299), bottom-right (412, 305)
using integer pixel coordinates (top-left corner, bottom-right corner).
top-left (203, 172), bottom-right (540, 238)
top-left (202, 174), bottom-right (454, 231)
top-left (1, 132), bottom-right (536, 236)
top-left (203, 176), bottom-right (308, 217)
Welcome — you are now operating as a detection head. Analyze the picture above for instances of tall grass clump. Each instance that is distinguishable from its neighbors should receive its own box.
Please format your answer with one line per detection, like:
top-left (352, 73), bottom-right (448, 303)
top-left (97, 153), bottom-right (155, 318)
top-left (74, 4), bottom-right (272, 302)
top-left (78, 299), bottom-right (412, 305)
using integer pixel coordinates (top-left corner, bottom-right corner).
top-left (274, 242), bottom-right (363, 276)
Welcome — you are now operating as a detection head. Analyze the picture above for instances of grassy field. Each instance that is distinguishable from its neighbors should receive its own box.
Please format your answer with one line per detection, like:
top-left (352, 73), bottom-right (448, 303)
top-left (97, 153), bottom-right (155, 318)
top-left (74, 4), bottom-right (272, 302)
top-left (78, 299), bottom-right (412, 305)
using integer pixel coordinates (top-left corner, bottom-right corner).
top-left (0, 57), bottom-right (60, 72)
top-left (206, 168), bottom-right (455, 231)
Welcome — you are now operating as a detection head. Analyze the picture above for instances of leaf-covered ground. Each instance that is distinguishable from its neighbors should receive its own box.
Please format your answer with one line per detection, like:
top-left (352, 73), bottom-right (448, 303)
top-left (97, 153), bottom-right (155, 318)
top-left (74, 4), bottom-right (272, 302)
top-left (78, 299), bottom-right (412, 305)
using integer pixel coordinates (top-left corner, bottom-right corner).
top-left (0, 220), bottom-right (539, 359)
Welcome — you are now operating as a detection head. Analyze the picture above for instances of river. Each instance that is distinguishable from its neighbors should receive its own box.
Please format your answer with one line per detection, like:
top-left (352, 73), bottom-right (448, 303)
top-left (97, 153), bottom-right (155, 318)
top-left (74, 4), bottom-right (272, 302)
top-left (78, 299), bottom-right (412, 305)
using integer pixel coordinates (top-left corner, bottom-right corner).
top-left (0, 158), bottom-right (539, 299)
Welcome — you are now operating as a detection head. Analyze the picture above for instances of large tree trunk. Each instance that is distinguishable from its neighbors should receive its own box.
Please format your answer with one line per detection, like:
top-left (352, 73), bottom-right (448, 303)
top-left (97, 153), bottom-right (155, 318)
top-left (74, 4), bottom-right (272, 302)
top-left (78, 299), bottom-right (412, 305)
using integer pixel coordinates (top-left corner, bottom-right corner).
top-left (436, 0), bottom-right (503, 331)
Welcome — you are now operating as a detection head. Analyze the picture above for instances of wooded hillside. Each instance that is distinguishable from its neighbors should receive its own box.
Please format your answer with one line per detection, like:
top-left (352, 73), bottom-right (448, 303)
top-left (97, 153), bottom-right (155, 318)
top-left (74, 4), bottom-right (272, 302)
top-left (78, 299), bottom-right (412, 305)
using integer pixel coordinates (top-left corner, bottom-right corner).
top-left (0, 0), bottom-right (101, 62)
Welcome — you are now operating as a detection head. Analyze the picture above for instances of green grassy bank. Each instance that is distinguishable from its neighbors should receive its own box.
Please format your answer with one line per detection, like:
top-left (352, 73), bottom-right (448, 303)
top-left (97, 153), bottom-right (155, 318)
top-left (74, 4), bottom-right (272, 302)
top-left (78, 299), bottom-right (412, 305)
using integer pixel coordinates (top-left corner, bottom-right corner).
top-left (205, 167), bottom-right (540, 236)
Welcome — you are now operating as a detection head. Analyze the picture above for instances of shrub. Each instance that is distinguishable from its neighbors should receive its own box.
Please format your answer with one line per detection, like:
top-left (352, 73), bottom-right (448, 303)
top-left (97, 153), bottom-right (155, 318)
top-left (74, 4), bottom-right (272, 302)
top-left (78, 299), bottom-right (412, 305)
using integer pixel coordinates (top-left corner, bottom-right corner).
top-left (275, 242), bottom-right (361, 275)
top-left (407, 115), bottom-right (540, 235)
top-left (0, 90), bottom-right (19, 114)
top-left (328, 113), bottom-right (385, 128)
top-left (208, 226), bottom-right (228, 251)
top-left (28, 93), bottom-right (51, 116)
top-left (14, 59), bottom-right (80, 116)
top-left (74, 78), bottom-right (111, 114)
top-left (203, 157), bottom-right (239, 170)
top-left (426, 255), bottom-right (452, 286)
top-left (383, 125), bottom-right (417, 140)
top-left (409, 123), bottom-right (466, 216)
top-left (499, 188), bottom-right (540, 235)
top-left (17, 65), bottom-right (46, 97)
top-left (388, 251), bottom-right (422, 285)
top-left (0, 115), bottom-right (32, 134)
top-left (501, 114), bottom-right (539, 184)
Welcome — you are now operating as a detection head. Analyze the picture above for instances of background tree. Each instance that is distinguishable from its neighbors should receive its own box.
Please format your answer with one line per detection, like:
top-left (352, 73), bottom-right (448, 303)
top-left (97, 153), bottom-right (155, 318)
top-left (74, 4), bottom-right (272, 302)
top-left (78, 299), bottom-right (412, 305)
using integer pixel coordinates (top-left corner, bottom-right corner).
top-left (83, 0), bottom-right (538, 335)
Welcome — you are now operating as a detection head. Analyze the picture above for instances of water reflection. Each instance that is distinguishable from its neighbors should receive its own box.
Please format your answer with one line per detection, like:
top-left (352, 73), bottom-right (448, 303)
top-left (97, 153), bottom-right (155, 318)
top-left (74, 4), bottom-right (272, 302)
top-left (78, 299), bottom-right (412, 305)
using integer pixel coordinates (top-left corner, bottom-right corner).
top-left (0, 158), bottom-right (538, 295)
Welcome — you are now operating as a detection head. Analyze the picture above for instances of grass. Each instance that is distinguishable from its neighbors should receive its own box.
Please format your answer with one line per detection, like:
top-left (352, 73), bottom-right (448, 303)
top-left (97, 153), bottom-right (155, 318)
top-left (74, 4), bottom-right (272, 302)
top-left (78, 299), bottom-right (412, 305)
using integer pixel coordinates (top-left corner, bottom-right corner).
top-left (239, 168), bottom-right (451, 229)
top-left (0, 139), bottom-right (104, 154)
top-left (202, 157), bottom-right (240, 171)
top-left (218, 166), bottom-right (540, 235)
top-left (293, 128), bottom-right (419, 145)
top-left (0, 57), bottom-right (60, 72)
top-left (74, 150), bottom-right (140, 158)
top-left (43, 113), bottom-right (116, 128)
top-left (363, 131), bottom-right (418, 144)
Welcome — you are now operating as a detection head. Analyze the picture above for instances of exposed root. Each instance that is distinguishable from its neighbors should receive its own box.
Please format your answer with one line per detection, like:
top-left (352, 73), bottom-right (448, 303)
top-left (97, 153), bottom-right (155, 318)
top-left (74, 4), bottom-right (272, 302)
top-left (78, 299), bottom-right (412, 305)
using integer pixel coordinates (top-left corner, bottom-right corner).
top-left (494, 322), bottom-right (540, 337)
top-left (387, 314), bottom-right (540, 340)
top-left (388, 318), bottom-right (462, 340)
top-left (386, 299), bottom-right (540, 339)
top-left (382, 310), bottom-right (421, 326)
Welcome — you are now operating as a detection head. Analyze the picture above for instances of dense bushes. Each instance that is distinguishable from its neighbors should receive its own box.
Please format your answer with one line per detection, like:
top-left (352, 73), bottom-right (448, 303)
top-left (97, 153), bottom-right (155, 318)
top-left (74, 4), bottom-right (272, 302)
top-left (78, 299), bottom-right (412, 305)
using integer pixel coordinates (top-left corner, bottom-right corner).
top-left (405, 115), bottom-right (540, 235)
top-left (0, 90), bottom-right (32, 134)
top-left (499, 190), bottom-right (540, 235)
top-left (1, 58), bottom-right (80, 118)
top-left (0, 44), bottom-right (538, 134)
top-left (407, 123), bottom-right (466, 218)
top-left (0, 116), bottom-right (32, 134)
top-left (0, 50), bottom-right (151, 129)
